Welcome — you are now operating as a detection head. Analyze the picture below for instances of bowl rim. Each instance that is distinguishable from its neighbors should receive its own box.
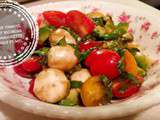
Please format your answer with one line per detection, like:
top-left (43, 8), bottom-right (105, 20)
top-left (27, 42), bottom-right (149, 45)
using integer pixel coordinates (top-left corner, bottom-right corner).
top-left (1, 0), bottom-right (160, 119)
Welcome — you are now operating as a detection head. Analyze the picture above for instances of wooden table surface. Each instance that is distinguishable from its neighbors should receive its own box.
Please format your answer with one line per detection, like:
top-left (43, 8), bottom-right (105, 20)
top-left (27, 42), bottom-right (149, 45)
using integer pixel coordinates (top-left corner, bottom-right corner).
top-left (0, 0), bottom-right (160, 120)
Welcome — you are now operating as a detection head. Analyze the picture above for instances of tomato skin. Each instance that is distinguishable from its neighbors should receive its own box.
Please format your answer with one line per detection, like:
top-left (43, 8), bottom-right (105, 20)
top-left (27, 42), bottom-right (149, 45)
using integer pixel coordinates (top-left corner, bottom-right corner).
top-left (66, 10), bottom-right (95, 37)
top-left (43, 11), bottom-right (66, 27)
top-left (112, 81), bottom-right (139, 98)
top-left (79, 40), bottom-right (102, 52)
top-left (21, 57), bottom-right (42, 73)
top-left (85, 49), bottom-right (121, 80)
top-left (124, 50), bottom-right (138, 76)
top-left (28, 78), bottom-right (35, 96)
top-left (84, 49), bottom-right (99, 67)
top-left (14, 57), bottom-right (42, 78)
top-left (14, 64), bottom-right (32, 78)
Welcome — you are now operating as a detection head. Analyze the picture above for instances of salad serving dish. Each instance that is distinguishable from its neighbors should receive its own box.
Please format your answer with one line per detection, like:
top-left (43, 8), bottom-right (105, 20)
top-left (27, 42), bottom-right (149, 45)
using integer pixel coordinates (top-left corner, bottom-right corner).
top-left (0, 0), bottom-right (160, 119)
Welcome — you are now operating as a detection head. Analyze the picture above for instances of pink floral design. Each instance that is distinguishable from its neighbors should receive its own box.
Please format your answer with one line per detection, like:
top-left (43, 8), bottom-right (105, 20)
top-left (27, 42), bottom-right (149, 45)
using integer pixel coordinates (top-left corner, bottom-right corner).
top-left (91, 7), bottom-right (99, 12)
top-left (141, 21), bottom-right (151, 32)
top-left (151, 32), bottom-right (158, 39)
top-left (139, 16), bottom-right (143, 20)
top-left (118, 12), bottom-right (130, 23)
top-left (128, 28), bottom-right (134, 34)
top-left (157, 44), bottom-right (160, 53)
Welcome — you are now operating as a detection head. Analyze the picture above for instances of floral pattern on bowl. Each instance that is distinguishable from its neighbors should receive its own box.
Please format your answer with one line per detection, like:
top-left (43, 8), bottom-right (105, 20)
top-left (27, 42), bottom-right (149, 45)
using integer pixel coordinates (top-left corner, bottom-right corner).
top-left (0, 1), bottom-right (160, 119)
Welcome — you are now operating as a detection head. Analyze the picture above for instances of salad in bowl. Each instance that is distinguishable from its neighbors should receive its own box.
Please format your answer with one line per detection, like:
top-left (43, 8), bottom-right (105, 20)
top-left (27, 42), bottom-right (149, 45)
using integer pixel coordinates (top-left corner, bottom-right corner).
top-left (14, 10), bottom-right (151, 107)
top-left (1, 0), bottom-right (160, 119)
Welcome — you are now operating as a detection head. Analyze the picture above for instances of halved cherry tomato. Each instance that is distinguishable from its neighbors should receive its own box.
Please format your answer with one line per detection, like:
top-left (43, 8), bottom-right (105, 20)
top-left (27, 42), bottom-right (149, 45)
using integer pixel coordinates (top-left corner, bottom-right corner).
top-left (84, 49), bottom-right (99, 67)
top-left (85, 49), bottom-right (121, 80)
top-left (43, 11), bottom-right (66, 27)
top-left (79, 40), bottom-right (102, 52)
top-left (112, 81), bottom-right (139, 98)
top-left (124, 50), bottom-right (138, 76)
top-left (14, 64), bottom-right (32, 78)
top-left (21, 57), bottom-right (42, 73)
top-left (28, 78), bottom-right (35, 96)
top-left (66, 10), bottom-right (95, 37)
top-left (14, 57), bottom-right (42, 78)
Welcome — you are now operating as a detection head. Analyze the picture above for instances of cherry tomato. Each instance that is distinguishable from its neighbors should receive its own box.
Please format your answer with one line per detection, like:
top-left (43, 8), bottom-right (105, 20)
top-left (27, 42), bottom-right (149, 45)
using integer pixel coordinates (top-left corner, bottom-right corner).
top-left (79, 40), bottom-right (102, 52)
top-left (14, 64), bottom-right (32, 78)
top-left (21, 57), bottom-right (42, 73)
top-left (28, 78), bottom-right (35, 96)
top-left (85, 49), bottom-right (121, 80)
top-left (112, 81), bottom-right (139, 98)
top-left (43, 11), bottom-right (66, 27)
top-left (66, 10), bottom-right (95, 37)
top-left (14, 57), bottom-right (42, 78)
top-left (124, 50), bottom-right (138, 76)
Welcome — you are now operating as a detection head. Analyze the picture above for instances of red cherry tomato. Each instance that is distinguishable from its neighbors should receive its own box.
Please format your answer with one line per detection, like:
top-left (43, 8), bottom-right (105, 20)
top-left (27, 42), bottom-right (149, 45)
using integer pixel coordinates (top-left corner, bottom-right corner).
top-left (84, 49), bottom-right (103, 67)
top-left (14, 57), bottom-right (42, 78)
top-left (66, 10), bottom-right (95, 37)
top-left (21, 57), bottom-right (42, 73)
top-left (85, 49), bottom-right (121, 79)
top-left (43, 11), bottom-right (66, 27)
top-left (112, 81), bottom-right (139, 98)
top-left (28, 78), bottom-right (35, 96)
top-left (14, 64), bottom-right (32, 78)
top-left (79, 40), bottom-right (102, 52)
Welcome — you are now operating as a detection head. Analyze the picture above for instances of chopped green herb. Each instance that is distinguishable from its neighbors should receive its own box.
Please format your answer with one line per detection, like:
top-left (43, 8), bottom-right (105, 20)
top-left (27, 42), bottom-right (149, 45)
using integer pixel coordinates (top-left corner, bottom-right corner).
top-left (100, 75), bottom-right (113, 102)
top-left (104, 41), bottom-right (120, 50)
top-left (119, 82), bottom-right (129, 93)
top-left (100, 28), bottom-right (126, 40)
top-left (118, 56), bottom-right (125, 73)
top-left (115, 48), bottom-right (125, 57)
top-left (34, 47), bottom-right (49, 56)
top-left (78, 50), bottom-right (91, 64)
top-left (57, 36), bottom-right (67, 46)
top-left (128, 48), bottom-right (140, 55)
top-left (69, 44), bottom-right (91, 64)
top-left (121, 72), bottom-right (140, 85)
top-left (48, 26), bottom-right (56, 30)
top-left (62, 27), bottom-right (80, 41)
top-left (82, 34), bottom-right (96, 41)
top-left (92, 17), bottom-right (104, 26)
top-left (70, 81), bottom-right (83, 88)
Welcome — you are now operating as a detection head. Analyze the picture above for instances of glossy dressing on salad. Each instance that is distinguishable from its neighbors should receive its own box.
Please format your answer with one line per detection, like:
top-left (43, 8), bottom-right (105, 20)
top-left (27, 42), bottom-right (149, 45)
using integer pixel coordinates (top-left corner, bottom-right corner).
top-left (14, 10), bottom-right (151, 107)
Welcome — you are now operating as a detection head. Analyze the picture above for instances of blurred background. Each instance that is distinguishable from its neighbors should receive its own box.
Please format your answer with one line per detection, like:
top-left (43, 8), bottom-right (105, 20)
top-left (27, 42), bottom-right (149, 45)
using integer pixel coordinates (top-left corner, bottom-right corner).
top-left (15, 0), bottom-right (160, 9)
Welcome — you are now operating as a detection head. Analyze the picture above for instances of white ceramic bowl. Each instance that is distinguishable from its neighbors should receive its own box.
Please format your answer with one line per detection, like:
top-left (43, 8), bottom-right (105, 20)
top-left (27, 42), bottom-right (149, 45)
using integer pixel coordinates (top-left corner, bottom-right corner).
top-left (1, 0), bottom-right (160, 119)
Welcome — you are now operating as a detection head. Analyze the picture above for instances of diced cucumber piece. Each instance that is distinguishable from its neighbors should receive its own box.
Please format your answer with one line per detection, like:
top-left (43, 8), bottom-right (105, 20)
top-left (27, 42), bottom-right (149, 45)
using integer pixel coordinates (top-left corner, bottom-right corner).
top-left (39, 26), bottom-right (56, 45)
top-left (135, 54), bottom-right (150, 71)
top-left (137, 67), bottom-right (146, 77)
top-left (59, 89), bottom-right (79, 106)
